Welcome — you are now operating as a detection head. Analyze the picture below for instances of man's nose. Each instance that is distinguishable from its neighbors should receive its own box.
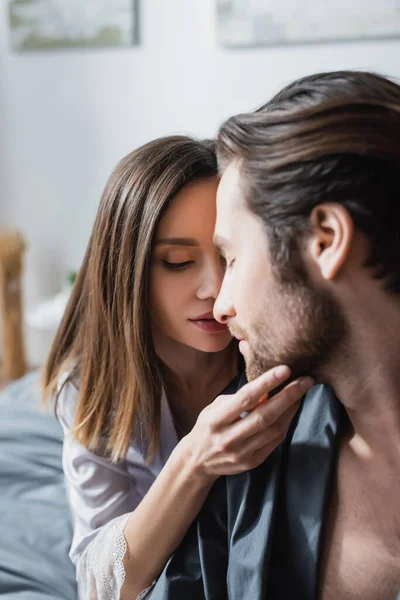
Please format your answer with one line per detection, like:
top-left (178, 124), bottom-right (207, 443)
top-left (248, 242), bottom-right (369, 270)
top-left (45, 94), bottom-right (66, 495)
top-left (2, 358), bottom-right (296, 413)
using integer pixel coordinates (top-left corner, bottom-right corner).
top-left (213, 276), bottom-right (236, 323)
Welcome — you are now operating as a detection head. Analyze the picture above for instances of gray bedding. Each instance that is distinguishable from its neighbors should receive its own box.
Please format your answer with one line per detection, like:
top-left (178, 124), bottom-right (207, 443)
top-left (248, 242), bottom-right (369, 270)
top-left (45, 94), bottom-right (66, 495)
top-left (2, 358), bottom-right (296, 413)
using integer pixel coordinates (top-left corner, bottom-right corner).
top-left (0, 372), bottom-right (77, 599)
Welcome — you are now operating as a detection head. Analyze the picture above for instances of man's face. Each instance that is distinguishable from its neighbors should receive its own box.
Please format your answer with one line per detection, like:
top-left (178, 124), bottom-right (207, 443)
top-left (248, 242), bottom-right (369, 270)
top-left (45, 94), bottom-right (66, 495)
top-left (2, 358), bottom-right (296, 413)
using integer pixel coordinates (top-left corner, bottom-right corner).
top-left (213, 161), bottom-right (346, 381)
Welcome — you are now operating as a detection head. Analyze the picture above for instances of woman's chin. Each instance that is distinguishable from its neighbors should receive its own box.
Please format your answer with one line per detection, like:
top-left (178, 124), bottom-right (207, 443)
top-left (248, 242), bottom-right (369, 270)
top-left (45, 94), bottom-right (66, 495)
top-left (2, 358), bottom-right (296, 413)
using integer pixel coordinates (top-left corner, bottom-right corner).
top-left (187, 332), bottom-right (234, 354)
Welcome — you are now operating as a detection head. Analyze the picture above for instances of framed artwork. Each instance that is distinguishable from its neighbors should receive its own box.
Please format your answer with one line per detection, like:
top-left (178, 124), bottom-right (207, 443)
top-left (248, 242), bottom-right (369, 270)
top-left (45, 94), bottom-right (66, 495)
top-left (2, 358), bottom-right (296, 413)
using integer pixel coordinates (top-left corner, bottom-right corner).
top-left (217, 0), bottom-right (400, 47)
top-left (9, 0), bottom-right (139, 51)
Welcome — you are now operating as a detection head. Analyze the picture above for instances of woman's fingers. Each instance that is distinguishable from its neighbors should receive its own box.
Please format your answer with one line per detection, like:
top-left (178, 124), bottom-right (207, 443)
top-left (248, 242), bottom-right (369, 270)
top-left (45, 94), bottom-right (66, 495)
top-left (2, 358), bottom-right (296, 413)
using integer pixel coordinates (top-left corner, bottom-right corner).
top-left (230, 399), bottom-right (301, 459)
top-left (190, 367), bottom-right (314, 481)
top-left (225, 376), bottom-right (313, 441)
top-left (214, 436), bottom-right (283, 475)
top-left (211, 365), bottom-right (291, 425)
top-left (208, 401), bottom-right (301, 475)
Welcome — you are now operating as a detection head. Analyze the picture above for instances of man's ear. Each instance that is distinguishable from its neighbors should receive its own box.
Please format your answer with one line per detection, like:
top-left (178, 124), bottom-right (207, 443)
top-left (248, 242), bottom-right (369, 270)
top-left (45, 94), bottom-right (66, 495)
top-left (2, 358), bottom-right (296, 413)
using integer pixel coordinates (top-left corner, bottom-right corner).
top-left (308, 203), bottom-right (354, 280)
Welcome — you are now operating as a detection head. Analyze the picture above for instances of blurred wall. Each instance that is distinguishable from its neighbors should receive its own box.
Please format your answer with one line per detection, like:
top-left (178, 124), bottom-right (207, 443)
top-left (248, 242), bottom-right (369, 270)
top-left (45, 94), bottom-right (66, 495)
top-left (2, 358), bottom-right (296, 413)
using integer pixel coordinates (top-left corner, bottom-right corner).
top-left (0, 0), bottom-right (399, 364)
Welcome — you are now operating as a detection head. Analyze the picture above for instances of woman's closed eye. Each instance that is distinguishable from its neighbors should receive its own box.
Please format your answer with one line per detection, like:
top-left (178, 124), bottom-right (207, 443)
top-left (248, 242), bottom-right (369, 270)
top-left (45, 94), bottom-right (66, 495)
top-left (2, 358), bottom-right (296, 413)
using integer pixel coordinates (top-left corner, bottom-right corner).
top-left (162, 259), bottom-right (195, 271)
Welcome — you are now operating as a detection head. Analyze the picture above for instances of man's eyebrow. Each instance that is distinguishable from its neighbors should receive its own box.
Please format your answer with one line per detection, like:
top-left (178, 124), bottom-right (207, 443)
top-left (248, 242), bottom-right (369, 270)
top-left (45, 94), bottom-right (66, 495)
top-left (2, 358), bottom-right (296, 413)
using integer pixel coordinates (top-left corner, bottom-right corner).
top-left (213, 234), bottom-right (229, 251)
top-left (154, 237), bottom-right (199, 247)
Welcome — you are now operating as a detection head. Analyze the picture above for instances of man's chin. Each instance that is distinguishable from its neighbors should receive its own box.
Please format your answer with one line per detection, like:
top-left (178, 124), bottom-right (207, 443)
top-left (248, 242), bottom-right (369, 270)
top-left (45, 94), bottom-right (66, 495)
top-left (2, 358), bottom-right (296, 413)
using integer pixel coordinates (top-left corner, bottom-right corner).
top-left (244, 348), bottom-right (287, 382)
top-left (244, 353), bottom-right (271, 382)
top-left (245, 350), bottom-right (321, 384)
top-left (245, 364), bottom-right (261, 382)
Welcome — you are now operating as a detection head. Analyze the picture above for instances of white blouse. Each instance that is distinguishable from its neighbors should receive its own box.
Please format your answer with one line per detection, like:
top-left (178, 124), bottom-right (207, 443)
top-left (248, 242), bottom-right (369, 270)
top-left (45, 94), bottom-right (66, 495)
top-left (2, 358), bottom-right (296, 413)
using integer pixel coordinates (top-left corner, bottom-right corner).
top-left (57, 376), bottom-right (179, 600)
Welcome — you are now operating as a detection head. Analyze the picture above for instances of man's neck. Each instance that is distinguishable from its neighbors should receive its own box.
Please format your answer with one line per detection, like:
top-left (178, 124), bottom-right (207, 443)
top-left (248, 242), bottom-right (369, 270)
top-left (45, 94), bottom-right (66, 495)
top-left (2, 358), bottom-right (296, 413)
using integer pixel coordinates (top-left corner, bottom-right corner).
top-left (319, 297), bottom-right (400, 462)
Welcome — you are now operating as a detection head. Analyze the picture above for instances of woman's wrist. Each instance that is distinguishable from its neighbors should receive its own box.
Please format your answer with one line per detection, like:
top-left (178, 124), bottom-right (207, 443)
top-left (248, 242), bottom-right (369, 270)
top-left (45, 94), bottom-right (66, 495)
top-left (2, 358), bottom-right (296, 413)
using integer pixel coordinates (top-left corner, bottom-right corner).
top-left (171, 436), bottom-right (217, 491)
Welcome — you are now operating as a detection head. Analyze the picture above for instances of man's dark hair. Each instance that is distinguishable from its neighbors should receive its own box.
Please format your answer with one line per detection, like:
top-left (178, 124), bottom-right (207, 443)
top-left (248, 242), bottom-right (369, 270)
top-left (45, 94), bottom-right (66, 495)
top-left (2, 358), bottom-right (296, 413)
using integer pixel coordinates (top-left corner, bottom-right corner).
top-left (217, 71), bottom-right (400, 292)
top-left (259, 70), bottom-right (400, 113)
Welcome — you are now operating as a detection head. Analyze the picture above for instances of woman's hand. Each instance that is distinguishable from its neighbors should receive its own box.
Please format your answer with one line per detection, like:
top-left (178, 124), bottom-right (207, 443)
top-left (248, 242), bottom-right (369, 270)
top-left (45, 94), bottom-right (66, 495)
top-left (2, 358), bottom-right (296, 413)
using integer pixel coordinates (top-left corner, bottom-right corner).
top-left (182, 366), bottom-right (313, 483)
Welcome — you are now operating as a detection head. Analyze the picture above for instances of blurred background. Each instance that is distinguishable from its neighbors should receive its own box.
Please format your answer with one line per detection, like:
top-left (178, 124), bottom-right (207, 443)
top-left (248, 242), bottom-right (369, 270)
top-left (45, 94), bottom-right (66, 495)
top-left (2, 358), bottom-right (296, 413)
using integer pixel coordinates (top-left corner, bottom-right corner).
top-left (0, 0), bottom-right (399, 371)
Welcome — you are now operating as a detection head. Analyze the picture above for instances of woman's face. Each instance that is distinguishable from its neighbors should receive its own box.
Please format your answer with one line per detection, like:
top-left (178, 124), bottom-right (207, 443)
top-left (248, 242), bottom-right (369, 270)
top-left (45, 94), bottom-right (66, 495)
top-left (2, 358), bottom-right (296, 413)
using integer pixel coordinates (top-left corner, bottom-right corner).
top-left (150, 177), bottom-right (232, 354)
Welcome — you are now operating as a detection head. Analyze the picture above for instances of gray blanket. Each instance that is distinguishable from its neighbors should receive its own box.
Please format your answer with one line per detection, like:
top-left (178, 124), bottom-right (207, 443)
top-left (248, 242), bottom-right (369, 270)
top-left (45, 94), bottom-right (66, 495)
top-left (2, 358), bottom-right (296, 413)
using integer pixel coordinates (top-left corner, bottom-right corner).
top-left (0, 372), bottom-right (77, 599)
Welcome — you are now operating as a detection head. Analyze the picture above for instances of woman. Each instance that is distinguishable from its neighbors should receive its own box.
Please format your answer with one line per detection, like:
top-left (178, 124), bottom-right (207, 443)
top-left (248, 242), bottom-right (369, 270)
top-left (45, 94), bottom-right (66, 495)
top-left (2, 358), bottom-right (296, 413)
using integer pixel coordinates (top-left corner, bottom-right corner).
top-left (43, 136), bottom-right (310, 600)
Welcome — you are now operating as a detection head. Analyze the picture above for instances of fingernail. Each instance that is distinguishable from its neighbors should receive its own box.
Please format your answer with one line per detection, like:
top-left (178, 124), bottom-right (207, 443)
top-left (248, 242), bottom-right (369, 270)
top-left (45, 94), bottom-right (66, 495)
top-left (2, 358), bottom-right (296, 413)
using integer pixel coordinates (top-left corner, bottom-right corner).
top-left (275, 365), bottom-right (290, 379)
top-left (299, 377), bottom-right (314, 391)
top-left (257, 393), bottom-right (268, 406)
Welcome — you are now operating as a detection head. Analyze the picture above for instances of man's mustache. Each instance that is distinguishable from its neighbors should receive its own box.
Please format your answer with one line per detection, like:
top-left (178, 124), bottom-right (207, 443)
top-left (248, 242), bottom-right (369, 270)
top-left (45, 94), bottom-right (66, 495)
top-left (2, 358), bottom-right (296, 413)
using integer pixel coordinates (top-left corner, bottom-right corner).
top-left (228, 322), bottom-right (248, 341)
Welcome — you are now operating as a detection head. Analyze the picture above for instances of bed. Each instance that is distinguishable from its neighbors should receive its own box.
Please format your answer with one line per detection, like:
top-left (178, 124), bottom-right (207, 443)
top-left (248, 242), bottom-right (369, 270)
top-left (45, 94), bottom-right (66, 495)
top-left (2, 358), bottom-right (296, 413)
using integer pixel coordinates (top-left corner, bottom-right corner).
top-left (0, 371), bottom-right (78, 599)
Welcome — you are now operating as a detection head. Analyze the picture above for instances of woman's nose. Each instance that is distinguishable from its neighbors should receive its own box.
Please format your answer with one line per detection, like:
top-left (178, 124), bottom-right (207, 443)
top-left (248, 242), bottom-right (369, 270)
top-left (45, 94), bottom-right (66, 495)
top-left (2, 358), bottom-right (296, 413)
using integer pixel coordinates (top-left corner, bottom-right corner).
top-left (196, 259), bottom-right (225, 301)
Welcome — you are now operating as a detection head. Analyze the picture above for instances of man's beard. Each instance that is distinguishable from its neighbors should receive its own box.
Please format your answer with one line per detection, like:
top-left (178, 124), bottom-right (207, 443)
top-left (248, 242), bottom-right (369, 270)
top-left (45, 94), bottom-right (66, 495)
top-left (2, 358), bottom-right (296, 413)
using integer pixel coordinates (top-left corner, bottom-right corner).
top-left (243, 277), bottom-right (347, 383)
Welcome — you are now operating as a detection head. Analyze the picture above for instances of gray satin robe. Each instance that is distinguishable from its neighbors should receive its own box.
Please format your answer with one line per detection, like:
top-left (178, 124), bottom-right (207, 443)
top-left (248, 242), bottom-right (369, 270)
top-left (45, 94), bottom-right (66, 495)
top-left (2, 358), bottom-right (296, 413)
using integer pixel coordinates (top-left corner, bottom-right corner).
top-left (144, 379), bottom-right (343, 599)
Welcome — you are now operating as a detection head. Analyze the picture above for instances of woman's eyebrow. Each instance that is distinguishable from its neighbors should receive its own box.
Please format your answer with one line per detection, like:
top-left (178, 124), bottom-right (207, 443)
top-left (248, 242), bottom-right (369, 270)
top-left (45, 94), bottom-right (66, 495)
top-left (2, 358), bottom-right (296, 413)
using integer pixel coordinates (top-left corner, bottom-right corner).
top-left (154, 237), bottom-right (199, 247)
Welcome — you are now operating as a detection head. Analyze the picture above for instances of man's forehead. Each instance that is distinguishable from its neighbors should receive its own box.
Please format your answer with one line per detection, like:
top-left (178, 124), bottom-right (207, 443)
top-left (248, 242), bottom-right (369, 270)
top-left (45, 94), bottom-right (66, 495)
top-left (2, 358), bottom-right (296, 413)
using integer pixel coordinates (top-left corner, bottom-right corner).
top-left (217, 160), bottom-right (244, 209)
top-left (215, 161), bottom-right (246, 248)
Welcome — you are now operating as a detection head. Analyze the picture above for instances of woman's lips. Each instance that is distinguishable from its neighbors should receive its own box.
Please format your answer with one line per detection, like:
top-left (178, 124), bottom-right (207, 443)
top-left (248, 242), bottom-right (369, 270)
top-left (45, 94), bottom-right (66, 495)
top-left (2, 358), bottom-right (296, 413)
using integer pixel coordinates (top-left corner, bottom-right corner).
top-left (189, 318), bottom-right (229, 333)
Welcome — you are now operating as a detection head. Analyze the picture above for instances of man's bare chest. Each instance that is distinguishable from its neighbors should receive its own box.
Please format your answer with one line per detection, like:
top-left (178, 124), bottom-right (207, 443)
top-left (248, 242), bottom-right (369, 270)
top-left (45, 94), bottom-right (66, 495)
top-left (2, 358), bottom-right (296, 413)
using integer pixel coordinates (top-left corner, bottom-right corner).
top-left (319, 445), bottom-right (400, 600)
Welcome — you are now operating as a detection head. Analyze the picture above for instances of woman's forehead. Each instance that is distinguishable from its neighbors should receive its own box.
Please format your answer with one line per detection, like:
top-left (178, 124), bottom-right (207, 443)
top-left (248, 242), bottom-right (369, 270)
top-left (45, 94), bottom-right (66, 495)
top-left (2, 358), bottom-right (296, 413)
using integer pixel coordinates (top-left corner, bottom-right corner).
top-left (155, 178), bottom-right (218, 241)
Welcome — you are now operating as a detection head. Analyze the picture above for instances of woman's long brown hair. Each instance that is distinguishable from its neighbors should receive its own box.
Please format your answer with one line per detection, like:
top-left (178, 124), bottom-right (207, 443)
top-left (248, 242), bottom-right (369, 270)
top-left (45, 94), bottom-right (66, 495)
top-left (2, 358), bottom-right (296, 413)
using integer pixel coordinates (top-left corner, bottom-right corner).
top-left (43, 136), bottom-right (218, 463)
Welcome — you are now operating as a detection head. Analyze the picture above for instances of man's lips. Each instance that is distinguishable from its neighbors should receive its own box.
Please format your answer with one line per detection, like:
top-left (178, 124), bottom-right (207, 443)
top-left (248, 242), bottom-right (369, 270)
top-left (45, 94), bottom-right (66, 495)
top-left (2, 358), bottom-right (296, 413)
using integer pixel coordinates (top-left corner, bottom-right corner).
top-left (230, 331), bottom-right (246, 342)
top-left (230, 333), bottom-right (248, 353)
top-left (238, 339), bottom-right (249, 354)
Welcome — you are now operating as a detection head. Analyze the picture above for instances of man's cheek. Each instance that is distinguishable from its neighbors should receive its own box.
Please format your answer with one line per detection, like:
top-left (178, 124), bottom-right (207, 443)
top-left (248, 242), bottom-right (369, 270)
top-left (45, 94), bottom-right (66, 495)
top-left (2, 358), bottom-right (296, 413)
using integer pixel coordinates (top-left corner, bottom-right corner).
top-left (237, 274), bottom-right (252, 314)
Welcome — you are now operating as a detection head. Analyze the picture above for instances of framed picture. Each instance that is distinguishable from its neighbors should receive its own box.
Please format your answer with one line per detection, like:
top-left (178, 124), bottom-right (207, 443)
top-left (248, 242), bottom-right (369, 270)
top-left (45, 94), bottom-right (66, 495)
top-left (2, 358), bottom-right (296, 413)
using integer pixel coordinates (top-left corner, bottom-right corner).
top-left (9, 0), bottom-right (139, 51)
top-left (217, 0), bottom-right (400, 47)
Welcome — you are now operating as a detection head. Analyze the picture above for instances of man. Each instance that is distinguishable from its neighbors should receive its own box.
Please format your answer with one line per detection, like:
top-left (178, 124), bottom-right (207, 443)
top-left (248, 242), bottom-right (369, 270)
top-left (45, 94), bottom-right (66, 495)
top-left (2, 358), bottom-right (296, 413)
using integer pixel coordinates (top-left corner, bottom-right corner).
top-left (144, 71), bottom-right (400, 600)
top-left (213, 70), bottom-right (400, 599)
